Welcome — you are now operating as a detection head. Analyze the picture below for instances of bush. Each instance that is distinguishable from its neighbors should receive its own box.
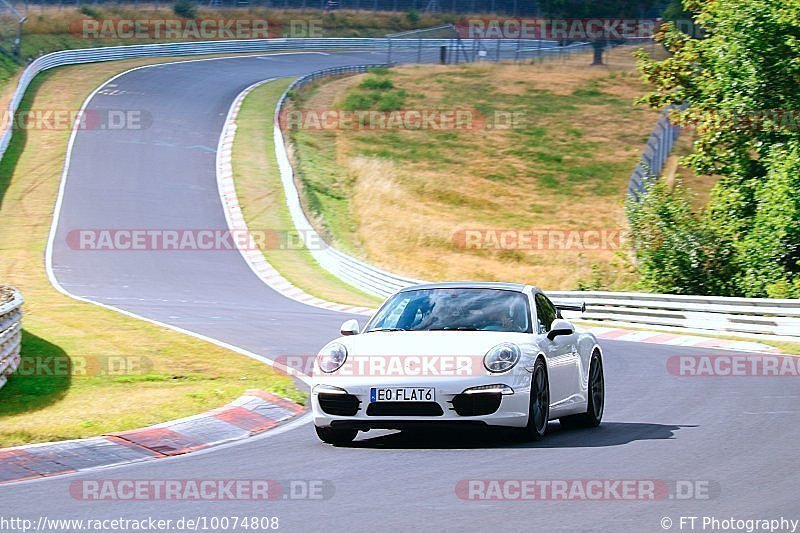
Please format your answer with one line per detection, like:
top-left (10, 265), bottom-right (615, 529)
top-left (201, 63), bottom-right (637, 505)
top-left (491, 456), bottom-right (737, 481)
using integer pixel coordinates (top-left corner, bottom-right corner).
top-left (626, 179), bottom-right (737, 296)
top-left (173, 0), bottom-right (197, 19)
top-left (79, 4), bottom-right (101, 18)
top-left (730, 143), bottom-right (800, 297)
top-left (341, 93), bottom-right (378, 111)
top-left (376, 90), bottom-right (406, 111)
top-left (359, 76), bottom-right (394, 90)
top-left (405, 10), bottom-right (420, 25)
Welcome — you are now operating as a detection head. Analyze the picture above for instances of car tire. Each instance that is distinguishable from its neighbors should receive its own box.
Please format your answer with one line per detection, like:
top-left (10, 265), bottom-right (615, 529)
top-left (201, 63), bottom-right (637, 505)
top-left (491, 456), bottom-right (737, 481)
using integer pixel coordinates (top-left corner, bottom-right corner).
top-left (559, 351), bottom-right (604, 429)
top-left (315, 425), bottom-right (357, 445)
top-left (522, 357), bottom-right (550, 441)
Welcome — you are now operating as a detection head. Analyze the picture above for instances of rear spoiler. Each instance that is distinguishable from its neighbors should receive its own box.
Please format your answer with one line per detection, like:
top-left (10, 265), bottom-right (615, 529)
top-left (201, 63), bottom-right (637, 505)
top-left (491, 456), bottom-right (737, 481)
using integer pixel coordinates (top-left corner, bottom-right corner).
top-left (551, 301), bottom-right (586, 314)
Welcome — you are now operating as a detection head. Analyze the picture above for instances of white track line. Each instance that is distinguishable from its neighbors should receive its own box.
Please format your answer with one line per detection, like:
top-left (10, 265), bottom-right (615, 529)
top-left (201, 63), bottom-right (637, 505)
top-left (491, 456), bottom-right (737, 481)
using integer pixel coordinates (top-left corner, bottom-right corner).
top-left (44, 54), bottom-right (340, 386)
top-left (215, 78), bottom-right (373, 316)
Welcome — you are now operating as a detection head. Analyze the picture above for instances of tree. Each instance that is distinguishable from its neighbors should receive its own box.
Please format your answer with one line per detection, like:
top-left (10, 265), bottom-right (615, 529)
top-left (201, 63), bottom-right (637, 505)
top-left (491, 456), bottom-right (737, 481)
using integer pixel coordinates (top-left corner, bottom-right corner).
top-left (634, 0), bottom-right (800, 297)
top-left (537, 0), bottom-right (661, 65)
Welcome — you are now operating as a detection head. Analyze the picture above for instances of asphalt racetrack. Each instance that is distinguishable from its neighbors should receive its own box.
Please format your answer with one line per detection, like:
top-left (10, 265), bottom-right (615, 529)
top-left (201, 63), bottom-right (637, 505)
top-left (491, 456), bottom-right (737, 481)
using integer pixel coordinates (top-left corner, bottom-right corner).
top-left (2, 52), bottom-right (797, 532)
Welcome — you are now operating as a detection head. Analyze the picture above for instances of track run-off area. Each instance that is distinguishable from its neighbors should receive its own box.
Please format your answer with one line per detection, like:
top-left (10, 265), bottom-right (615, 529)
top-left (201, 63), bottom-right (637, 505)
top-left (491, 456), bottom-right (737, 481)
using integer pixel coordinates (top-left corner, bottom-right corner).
top-left (1, 52), bottom-right (798, 532)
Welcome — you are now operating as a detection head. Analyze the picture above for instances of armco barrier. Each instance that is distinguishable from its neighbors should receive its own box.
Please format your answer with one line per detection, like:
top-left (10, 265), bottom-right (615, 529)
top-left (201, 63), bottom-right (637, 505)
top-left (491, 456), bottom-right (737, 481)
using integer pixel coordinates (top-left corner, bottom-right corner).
top-left (547, 291), bottom-right (800, 338)
top-left (274, 64), bottom-right (425, 298)
top-left (0, 288), bottom-right (23, 390)
top-left (0, 39), bottom-right (378, 161)
top-left (627, 104), bottom-right (686, 200)
top-left (0, 37), bottom-right (571, 162)
top-left (3, 39), bottom-right (794, 339)
top-left (272, 65), bottom-right (799, 339)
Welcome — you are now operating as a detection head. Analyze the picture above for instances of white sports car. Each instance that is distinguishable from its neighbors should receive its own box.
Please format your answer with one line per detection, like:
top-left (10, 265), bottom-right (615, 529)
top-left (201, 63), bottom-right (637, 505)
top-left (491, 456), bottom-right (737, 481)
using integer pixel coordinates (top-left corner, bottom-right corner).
top-left (311, 282), bottom-right (604, 444)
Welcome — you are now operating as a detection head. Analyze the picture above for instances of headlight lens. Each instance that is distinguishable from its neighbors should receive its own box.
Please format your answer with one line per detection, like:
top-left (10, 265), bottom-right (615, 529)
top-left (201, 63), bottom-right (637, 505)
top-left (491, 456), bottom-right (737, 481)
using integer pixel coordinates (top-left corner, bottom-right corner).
top-left (484, 343), bottom-right (521, 373)
top-left (316, 342), bottom-right (348, 373)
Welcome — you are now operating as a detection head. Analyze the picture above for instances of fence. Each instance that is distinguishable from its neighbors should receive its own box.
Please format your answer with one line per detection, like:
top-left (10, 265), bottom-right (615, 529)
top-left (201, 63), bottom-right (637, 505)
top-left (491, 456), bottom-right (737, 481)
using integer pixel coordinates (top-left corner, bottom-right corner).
top-left (627, 106), bottom-right (683, 199)
top-left (0, 34), bottom-right (600, 161)
top-left (385, 24), bottom-right (595, 63)
top-left (0, 288), bottom-right (23, 391)
top-left (4, 37), bottom-right (790, 340)
top-left (547, 291), bottom-right (800, 339)
top-left (273, 64), bottom-right (798, 341)
top-left (16, 0), bottom-right (545, 16)
top-left (276, 64), bottom-right (426, 297)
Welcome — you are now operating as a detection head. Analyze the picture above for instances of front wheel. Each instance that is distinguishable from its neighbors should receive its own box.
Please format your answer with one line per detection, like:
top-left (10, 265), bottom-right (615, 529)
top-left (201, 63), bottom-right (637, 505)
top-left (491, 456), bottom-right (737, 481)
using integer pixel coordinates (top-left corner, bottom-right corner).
top-left (560, 351), bottom-right (604, 429)
top-left (315, 425), bottom-right (357, 445)
top-left (522, 358), bottom-right (550, 440)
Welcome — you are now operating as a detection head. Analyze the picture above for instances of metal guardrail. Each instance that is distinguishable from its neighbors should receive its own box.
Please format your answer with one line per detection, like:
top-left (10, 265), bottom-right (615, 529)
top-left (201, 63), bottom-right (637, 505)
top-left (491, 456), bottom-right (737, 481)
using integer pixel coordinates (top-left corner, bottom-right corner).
top-left (0, 288), bottom-right (23, 390)
top-left (627, 107), bottom-right (683, 199)
top-left (2, 38), bottom-right (793, 339)
top-left (0, 37), bottom-right (584, 162)
top-left (273, 63), bottom-right (799, 339)
top-left (547, 291), bottom-right (800, 338)
top-left (275, 64), bottom-right (425, 298)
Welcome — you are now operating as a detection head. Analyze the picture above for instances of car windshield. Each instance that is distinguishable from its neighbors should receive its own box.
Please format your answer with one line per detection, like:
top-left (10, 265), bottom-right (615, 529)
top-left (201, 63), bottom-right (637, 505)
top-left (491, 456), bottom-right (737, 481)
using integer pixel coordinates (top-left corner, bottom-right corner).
top-left (366, 288), bottom-right (532, 333)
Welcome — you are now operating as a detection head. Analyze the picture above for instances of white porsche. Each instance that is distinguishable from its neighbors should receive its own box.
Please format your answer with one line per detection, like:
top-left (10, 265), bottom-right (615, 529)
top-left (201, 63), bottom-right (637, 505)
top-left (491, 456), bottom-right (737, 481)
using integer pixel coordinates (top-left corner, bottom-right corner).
top-left (311, 282), bottom-right (604, 445)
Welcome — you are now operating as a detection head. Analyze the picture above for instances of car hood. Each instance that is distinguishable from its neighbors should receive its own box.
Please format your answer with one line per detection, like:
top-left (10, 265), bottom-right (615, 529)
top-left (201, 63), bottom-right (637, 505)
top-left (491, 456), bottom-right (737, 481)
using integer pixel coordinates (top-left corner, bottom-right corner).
top-left (336, 330), bottom-right (534, 356)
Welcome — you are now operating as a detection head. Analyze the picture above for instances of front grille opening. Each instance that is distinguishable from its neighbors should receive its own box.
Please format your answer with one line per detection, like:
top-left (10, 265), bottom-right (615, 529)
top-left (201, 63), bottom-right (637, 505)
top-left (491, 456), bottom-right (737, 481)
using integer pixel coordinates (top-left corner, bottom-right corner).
top-left (366, 402), bottom-right (444, 417)
top-left (318, 393), bottom-right (360, 416)
top-left (450, 392), bottom-right (502, 416)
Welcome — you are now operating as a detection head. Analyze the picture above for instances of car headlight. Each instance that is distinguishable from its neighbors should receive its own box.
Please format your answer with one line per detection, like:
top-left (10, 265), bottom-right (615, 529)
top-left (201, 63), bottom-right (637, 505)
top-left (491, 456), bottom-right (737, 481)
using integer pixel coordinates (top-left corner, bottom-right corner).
top-left (484, 343), bottom-right (521, 373)
top-left (316, 342), bottom-right (348, 373)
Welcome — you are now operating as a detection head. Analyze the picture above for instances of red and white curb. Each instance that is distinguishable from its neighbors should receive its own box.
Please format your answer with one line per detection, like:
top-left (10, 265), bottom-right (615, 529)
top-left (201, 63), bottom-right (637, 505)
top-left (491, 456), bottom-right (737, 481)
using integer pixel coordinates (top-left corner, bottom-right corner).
top-left (582, 325), bottom-right (779, 353)
top-left (0, 390), bottom-right (304, 484)
top-left (215, 78), bottom-right (374, 317)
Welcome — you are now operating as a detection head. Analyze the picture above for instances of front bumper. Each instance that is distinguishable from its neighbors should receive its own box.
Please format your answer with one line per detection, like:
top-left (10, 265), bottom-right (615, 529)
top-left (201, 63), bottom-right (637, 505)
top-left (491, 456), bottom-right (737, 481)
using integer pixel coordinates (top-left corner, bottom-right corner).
top-left (311, 381), bottom-right (530, 430)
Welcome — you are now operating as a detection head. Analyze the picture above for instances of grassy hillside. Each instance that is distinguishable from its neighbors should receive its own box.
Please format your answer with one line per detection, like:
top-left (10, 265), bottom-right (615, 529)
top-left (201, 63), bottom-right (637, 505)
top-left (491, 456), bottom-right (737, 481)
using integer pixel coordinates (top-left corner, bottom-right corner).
top-left (285, 46), bottom-right (664, 290)
top-left (0, 57), bottom-right (303, 448)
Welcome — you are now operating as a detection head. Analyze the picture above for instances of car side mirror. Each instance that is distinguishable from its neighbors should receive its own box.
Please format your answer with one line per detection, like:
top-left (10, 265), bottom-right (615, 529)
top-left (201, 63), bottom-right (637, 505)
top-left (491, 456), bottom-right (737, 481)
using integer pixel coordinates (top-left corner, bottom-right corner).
top-left (340, 319), bottom-right (360, 336)
top-left (547, 319), bottom-right (575, 341)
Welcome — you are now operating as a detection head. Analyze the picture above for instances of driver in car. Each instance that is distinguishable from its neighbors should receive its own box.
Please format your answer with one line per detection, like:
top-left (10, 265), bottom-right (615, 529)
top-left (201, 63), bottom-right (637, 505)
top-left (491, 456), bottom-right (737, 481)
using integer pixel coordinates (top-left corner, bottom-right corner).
top-left (481, 306), bottom-right (515, 331)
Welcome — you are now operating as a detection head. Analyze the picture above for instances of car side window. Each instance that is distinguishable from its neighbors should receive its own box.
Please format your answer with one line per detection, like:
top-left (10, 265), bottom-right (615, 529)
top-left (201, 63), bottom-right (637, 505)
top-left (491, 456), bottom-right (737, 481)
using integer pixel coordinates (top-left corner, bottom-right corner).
top-left (535, 293), bottom-right (557, 334)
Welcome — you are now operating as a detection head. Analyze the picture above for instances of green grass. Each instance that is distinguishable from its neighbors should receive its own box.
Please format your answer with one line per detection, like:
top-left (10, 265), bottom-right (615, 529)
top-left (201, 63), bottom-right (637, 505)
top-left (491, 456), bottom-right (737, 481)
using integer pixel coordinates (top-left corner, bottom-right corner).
top-left (231, 78), bottom-right (380, 308)
top-left (283, 58), bottom-right (655, 292)
top-left (0, 58), bottom-right (305, 448)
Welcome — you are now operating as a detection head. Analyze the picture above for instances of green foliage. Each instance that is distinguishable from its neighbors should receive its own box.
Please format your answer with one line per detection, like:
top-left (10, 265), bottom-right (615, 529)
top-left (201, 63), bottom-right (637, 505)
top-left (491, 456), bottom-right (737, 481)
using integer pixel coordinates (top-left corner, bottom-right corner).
top-left (359, 76), bottom-right (394, 90)
top-left (633, 0), bottom-right (800, 297)
top-left (405, 10), bottom-right (420, 25)
top-left (661, 0), bottom-right (692, 23)
top-left (627, 179), bottom-right (737, 295)
top-left (172, 0), bottom-right (197, 19)
top-left (732, 143), bottom-right (800, 297)
top-left (340, 74), bottom-right (406, 112)
top-left (78, 4), bottom-right (100, 18)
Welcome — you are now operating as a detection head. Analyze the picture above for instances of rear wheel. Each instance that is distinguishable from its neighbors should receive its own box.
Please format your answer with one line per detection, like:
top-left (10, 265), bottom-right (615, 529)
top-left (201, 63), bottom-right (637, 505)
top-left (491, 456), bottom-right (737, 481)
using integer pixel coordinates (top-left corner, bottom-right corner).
top-left (523, 358), bottom-right (550, 440)
top-left (315, 425), bottom-right (357, 445)
top-left (560, 351), bottom-right (604, 429)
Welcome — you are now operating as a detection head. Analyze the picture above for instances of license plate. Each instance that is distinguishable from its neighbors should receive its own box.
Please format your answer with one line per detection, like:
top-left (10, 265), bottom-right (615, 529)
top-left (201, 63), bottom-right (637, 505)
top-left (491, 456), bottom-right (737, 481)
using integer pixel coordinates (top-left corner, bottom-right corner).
top-left (370, 387), bottom-right (435, 402)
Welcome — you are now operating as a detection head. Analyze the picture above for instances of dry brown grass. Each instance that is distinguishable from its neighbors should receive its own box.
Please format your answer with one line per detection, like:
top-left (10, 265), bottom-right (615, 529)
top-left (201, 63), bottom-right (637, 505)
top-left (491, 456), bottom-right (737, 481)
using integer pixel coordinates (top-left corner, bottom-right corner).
top-left (232, 79), bottom-right (380, 307)
top-left (289, 46), bottom-right (660, 290)
top-left (0, 55), bottom-right (302, 448)
top-left (664, 129), bottom-right (720, 212)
